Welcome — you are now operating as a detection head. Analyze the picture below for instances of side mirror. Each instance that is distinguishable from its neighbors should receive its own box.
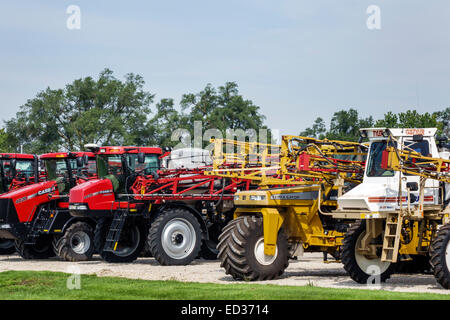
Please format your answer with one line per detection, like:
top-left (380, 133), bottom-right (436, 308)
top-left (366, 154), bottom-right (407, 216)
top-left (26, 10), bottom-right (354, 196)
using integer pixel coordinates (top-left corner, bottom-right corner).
top-left (406, 182), bottom-right (419, 191)
top-left (137, 152), bottom-right (145, 164)
top-left (76, 157), bottom-right (84, 168)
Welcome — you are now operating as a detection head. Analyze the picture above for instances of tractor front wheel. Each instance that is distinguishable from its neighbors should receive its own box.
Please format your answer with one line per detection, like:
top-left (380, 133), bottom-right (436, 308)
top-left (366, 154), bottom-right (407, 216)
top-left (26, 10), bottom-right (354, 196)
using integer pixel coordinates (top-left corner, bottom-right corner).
top-left (55, 221), bottom-right (95, 262)
top-left (15, 235), bottom-right (56, 259)
top-left (148, 208), bottom-right (202, 266)
top-left (217, 216), bottom-right (289, 281)
top-left (341, 221), bottom-right (395, 284)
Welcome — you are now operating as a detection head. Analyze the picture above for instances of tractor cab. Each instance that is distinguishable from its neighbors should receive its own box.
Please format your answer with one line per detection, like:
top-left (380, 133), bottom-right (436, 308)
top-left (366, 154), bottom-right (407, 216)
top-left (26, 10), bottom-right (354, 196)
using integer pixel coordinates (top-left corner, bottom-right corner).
top-left (0, 153), bottom-right (39, 193)
top-left (336, 128), bottom-right (444, 215)
top-left (95, 146), bottom-right (161, 194)
top-left (69, 146), bottom-right (162, 215)
top-left (40, 152), bottom-right (96, 194)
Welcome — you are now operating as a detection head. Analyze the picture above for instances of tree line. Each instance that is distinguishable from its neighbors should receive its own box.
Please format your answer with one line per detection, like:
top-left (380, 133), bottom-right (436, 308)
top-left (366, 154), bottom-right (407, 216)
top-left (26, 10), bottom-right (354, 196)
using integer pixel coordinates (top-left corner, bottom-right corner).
top-left (300, 108), bottom-right (449, 142)
top-left (0, 68), bottom-right (449, 153)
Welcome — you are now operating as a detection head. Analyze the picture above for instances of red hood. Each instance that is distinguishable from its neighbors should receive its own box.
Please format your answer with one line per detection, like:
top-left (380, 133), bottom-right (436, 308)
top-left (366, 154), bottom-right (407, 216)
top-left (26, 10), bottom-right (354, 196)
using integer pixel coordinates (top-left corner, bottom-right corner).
top-left (69, 178), bottom-right (116, 210)
top-left (0, 180), bottom-right (59, 223)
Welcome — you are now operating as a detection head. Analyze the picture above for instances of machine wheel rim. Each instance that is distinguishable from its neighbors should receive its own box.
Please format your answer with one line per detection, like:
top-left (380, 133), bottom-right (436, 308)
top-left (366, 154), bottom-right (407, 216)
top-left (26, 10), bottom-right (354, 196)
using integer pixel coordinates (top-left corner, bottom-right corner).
top-left (161, 218), bottom-right (196, 259)
top-left (254, 237), bottom-right (278, 266)
top-left (70, 231), bottom-right (91, 255)
top-left (114, 225), bottom-right (141, 257)
top-left (354, 231), bottom-right (391, 276)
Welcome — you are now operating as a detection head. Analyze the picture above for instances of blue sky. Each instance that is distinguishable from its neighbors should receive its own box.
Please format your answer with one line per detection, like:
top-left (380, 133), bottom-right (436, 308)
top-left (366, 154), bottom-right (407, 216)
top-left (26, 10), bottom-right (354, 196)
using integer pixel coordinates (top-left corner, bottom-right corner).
top-left (1, 1), bottom-right (449, 136)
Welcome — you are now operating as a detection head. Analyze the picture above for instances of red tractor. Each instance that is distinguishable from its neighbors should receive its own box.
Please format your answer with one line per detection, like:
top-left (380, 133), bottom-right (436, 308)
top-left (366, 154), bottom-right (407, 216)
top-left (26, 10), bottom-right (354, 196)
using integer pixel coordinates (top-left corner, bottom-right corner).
top-left (0, 151), bottom-right (98, 261)
top-left (69, 146), bottom-right (253, 265)
top-left (0, 153), bottom-right (40, 253)
top-left (69, 146), bottom-right (163, 262)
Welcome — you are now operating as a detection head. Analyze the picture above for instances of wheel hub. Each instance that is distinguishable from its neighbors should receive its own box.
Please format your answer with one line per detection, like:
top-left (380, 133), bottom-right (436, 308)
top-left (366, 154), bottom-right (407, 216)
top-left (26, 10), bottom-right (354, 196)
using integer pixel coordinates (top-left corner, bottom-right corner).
top-left (254, 237), bottom-right (278, 266)
top-left (161, 218), bottom-right (196, 259)
top-left (355, 231), bottom-right (391, 276)
top-left (70, 231), bottom-right (91, 255)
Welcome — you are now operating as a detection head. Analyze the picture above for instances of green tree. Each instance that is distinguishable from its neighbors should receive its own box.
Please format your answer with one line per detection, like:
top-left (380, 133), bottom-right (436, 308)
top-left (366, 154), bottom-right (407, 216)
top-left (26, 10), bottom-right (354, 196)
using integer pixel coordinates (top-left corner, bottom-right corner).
top-left (5, 69), bottom-right (154, 153)
top-left (374, 111), bottom-right (398, 127)
top-left (299, 117), bottom-right (326, 139)
top-left (179, 82), bottom-right (271, 146)
top-left (435, 107), bottom-right (449, 136)
top-left (146, 98), bottom-right (189, 148)
top-left (326, 109), bottom-right (374, 141)
top-left (375, 110), bottom-right (442, 133)
top-left (0, 129), bottom-right (9, 153)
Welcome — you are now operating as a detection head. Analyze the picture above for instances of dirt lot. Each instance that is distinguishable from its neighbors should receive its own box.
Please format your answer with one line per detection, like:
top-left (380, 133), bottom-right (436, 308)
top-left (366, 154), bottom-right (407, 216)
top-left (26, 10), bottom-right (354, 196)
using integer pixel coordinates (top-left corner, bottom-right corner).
top-left (0, 252), bottom-right (449, 295)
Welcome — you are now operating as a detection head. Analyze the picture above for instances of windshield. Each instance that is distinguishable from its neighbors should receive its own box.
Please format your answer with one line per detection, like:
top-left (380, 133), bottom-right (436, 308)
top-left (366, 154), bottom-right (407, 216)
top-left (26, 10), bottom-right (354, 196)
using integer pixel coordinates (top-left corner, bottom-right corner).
top-left (69, 158), bottom-right (97, 179)
top-left (45, 159), bottom-right (70, 181)
top-left (2, 159), bottom-right (35, 178)
top-left (126, 154), bottom-right (159, 174)
top-left (97, 155), bottom-right (123, 179)
top-left (97, 153), bottom-right (160, 193)
top-left (366, 141), bottom-right (397, 177)
top-left (403, 139), bottom-right (430, 176)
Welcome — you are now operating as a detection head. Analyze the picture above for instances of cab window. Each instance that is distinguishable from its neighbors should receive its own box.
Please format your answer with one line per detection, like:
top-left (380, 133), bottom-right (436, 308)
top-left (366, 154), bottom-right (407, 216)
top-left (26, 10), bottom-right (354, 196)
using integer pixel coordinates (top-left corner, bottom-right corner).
top-left (366, 141), bottom-right (397, 177)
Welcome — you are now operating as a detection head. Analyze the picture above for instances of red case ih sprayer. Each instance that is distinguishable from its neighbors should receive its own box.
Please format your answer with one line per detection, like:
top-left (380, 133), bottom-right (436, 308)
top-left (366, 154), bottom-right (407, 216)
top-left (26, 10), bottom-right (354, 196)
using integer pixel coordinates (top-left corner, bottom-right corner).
top-left (69, 145), bottom-right (257, 265)
top-left (0, 152), bottom-right (98, 261)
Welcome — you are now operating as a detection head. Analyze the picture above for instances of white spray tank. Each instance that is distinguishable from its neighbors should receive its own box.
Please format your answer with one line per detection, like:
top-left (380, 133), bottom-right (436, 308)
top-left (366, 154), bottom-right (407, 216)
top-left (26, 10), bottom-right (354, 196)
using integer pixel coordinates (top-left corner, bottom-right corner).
top-left (162, 148), bottom-right (212, 169)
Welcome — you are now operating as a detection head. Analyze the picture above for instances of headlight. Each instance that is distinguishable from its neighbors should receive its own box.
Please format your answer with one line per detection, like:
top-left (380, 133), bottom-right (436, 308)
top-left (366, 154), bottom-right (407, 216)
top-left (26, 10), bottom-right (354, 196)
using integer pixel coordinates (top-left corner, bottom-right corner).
top-left (69, 204), bottom-right (88, 210)
top-left (0, 224), bottom-right (11, 229)
top-left (249, 195), bottom-right (266, 201)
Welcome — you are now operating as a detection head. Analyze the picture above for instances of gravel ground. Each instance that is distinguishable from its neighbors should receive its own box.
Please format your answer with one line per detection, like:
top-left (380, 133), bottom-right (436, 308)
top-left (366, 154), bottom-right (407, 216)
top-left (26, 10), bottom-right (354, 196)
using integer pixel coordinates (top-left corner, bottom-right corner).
top-left (0, 252), bottom-right (449, 295)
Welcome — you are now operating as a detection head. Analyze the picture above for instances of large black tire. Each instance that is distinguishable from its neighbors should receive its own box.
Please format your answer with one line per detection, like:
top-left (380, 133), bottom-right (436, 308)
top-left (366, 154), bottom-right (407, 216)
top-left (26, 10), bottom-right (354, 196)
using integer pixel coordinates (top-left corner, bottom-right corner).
top-left (148, 208), bottom-right (202, 265)
top-left (55, 222), bottom-right (95, 262)
top-left (94, 217), bottom-right (147, 263)
top-left (14, 236), bottom-right (56, 259)
top-left (341, 221), bottom-right (396, 284)
top-left (0, 239), bottom-right (16, 255)
top-left (217, 215), bottom-right (289, 281)
top-left (430, 223), bottom-right (450, 289)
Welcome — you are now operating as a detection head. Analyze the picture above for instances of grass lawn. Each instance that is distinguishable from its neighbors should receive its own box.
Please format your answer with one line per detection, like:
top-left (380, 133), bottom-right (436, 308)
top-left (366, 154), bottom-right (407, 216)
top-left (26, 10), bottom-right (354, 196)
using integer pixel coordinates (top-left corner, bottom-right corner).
top-left (0, 270), bottom-right (448, 300)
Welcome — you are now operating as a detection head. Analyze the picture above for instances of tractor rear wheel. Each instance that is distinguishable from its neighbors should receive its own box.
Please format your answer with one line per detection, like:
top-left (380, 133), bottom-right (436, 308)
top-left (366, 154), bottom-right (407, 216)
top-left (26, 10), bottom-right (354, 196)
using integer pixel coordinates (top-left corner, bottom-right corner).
top-left (0, 239), bottom-right (16, 255)
top-left (95, 218), bottom-right (147, 263)
top-left (430, 223), bottom-right (450, 289)
top-left (148, 208), bottom-right (202, 265)
top-left (15, 235), bottom-right (56, 259)
top-left (55, 221), bottom-right (95, 261)
top-left (341, 221), bottom-right (395, 284)
top-left (217, 216), bottom-right (289, 281)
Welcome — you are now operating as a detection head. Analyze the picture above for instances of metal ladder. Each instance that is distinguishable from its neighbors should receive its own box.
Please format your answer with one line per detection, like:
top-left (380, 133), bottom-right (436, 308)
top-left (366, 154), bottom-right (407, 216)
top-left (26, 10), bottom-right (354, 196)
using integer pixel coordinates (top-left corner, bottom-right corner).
top-left (25, 208), bottom-right (51, 245)
top-left (381, 212), bottom-right (403, 262)
top-left (103, 210), bottom-right (128, 252)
